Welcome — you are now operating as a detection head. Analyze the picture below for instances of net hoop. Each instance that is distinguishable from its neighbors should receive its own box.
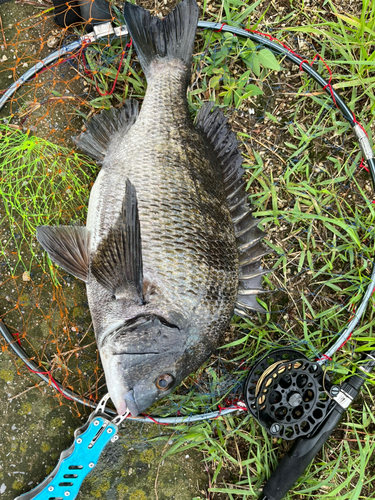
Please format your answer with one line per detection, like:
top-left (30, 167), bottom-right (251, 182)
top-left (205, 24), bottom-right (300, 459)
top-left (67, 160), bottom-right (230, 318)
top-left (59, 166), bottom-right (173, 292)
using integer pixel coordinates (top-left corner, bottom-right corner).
top-left (1, 20), bottom-right (374, 422)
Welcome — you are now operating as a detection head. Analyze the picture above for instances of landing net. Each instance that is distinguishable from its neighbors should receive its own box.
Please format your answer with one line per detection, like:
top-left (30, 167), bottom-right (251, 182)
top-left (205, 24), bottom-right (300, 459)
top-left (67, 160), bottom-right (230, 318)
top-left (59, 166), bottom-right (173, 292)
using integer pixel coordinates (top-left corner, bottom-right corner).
top-left (0, 0), bottom-right (374, 422)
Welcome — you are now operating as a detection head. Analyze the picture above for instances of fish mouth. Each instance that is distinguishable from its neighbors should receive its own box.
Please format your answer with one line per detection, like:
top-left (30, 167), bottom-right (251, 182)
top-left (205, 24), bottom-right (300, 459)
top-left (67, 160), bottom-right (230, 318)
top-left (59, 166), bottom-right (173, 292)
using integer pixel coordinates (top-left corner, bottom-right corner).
top-left (99, 313), bottom-right (180, 349)
top-left (110, 389), bottom-right (140, 417)
top-left (115, 397), bottom-right (128, 416)
top-left (99, 313), bottom-right (183, 416)
top-left (113, 352), bottom-right (160, 356)
top-left (123, 389), bottom-right (141, 416)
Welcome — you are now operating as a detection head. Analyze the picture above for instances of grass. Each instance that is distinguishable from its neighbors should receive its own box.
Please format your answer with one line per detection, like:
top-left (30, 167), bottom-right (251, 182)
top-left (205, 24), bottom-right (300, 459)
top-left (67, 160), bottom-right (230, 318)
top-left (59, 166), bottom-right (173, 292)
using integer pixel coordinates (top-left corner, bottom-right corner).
top-left (287, 0), bottom-right (375, 118)
top-left (0, 0), bottom-right (375, 499)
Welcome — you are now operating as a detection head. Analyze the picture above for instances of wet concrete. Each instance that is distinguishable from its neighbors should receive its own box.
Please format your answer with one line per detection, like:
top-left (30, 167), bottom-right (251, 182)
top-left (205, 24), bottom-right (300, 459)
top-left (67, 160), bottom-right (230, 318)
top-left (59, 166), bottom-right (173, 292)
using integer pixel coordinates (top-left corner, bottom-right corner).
top-left (0, 2), bottom-right (208, 499)
top-left (0, 347), bottom-right (208, 500)
top-left (0, 0), bottom-right (86, 142)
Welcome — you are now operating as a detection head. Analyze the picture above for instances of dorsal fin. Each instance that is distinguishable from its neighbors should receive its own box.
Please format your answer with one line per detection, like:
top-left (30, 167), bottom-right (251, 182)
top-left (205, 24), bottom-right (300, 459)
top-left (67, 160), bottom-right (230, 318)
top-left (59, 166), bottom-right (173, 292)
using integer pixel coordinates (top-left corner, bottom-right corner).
top-left (196, 102), bottom-right (270, 315)
top-left (36, 226), bottom-right (90, 282)
top-left (91, 179), bottom-right (143, 304)
top-left (73, 99), bottom-right (139, 162)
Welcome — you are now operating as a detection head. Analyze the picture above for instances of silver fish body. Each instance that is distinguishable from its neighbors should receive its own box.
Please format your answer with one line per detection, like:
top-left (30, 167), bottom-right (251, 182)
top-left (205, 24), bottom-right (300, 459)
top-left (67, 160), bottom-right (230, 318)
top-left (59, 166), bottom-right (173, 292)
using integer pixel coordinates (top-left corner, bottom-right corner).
top-left (37, 0), bottom-right (267, 416)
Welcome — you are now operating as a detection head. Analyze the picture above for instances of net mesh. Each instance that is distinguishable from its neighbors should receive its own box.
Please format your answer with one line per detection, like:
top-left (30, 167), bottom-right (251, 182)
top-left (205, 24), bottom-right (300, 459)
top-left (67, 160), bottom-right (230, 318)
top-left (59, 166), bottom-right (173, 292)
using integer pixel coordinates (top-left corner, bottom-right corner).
top-left (0, 0), bottom-right (374, 422)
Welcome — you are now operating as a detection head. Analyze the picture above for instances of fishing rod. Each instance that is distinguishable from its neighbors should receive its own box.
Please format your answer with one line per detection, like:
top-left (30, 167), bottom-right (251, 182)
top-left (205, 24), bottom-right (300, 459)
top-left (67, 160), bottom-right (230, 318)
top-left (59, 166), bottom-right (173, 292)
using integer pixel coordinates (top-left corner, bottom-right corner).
top-left (1, 5), bottom-right (374, 500)
top-left (259, 351), bottom-right (375, 500)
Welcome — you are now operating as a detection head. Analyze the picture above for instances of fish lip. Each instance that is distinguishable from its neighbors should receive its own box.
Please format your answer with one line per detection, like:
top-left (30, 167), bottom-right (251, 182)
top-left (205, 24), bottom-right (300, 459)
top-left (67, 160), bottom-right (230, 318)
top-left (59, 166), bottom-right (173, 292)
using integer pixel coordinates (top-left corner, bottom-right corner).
top-left (99, 313), bottom-right (180, 349)
top-left (123, 389), bottom-right (141, 416)
top-left (115, 398), bottom-right (128, 416)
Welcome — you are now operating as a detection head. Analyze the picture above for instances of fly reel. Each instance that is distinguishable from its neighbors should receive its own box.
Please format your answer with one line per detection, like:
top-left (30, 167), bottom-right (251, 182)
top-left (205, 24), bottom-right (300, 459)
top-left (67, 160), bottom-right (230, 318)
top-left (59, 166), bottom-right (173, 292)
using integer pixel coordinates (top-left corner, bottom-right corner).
top-left (243, 349), bottom-right (332, 440)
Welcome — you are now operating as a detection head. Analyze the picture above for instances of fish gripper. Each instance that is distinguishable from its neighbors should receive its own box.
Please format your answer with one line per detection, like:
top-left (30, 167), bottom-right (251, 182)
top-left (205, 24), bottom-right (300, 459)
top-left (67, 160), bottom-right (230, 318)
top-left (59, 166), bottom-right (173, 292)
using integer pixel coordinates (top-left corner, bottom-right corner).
top-left (14, 394), bottom-right (128, 500)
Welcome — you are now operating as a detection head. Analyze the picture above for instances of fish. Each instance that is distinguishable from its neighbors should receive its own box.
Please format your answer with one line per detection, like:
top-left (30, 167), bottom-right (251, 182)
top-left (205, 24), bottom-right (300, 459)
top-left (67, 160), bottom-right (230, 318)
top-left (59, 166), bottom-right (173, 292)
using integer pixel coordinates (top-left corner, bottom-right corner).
top-left (36, 0), bottom-right (268, 417)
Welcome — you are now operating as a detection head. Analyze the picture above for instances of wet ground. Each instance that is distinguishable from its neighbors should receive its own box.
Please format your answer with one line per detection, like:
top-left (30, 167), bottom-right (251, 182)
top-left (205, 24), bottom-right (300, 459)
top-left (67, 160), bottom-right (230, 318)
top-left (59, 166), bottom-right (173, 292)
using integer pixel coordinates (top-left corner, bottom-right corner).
top-left (0, 2), bottom-right (208, 499)
top-left (0, 347), bottom-right (208, 500)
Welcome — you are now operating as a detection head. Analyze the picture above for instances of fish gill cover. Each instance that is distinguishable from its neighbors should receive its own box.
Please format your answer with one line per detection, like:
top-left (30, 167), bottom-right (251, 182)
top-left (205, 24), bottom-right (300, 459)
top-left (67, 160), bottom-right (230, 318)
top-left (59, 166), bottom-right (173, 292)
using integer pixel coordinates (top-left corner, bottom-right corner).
top-left (0, 0), bottom-right (374, 496)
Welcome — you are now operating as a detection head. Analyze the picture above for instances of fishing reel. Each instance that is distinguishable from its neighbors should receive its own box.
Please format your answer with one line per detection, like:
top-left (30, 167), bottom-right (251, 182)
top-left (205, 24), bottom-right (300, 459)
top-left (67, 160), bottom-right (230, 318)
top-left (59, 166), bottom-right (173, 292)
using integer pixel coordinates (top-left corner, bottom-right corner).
top-left (243, 349), bottom-right (332, 440)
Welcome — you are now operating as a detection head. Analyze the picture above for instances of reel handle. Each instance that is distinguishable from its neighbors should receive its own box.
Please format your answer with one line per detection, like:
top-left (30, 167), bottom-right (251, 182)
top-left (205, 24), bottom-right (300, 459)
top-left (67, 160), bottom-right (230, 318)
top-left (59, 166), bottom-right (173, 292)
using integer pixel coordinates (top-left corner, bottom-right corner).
top-left (261, 350), bottom-right (375, 500)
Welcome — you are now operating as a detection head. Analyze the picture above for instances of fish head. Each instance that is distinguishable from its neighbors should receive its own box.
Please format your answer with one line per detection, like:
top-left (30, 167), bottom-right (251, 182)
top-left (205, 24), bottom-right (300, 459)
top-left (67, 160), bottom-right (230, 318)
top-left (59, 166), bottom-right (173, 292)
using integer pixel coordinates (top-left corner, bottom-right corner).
top-left (99, 313), bottom-right (186, 416)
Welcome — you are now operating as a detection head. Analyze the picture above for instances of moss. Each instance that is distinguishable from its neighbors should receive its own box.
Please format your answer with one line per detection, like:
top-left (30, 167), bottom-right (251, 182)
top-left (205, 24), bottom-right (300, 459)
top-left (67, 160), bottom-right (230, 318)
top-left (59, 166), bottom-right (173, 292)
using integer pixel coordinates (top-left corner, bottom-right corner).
top-left (49, 417), bottom-right (63, 428)
top-left (90, 480), bottom-right (110, 498)
top-left (0, 368), bottom-right (14, 382)
top-left (18, 402), bottom-right (32, 415)
top-left (41, 442), bottom-right (51, 453)
top-left (19, 442), bottom-right (28, 453)
top-left (129, 489), bottom-right (148, 500)
top-left (116, 483), bottom-right (129, 499)
top-left (46, 465), bottom-right (54, 475)
top-left (139, 448), bottom-right (154, 464)
top-left (18, 293), bottom-right (31, 306)
top-left (12, 479), bottom-right (24, 490)
top-left (117, 483), bottom-right (129, 493)
top-left (73, 306), bottom-right (85, 318)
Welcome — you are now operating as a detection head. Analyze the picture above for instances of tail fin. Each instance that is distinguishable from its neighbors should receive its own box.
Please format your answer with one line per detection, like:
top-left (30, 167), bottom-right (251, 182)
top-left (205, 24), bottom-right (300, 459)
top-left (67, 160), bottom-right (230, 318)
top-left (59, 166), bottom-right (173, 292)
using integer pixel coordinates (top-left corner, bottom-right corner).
top-left (123, 0), bottom-right (199, 79)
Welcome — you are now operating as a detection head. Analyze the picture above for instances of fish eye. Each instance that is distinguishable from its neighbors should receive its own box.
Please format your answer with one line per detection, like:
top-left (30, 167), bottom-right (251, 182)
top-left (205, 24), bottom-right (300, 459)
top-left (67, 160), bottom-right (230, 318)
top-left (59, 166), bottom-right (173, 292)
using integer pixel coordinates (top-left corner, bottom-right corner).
top-left (155, 373), bottom-right (174, 391)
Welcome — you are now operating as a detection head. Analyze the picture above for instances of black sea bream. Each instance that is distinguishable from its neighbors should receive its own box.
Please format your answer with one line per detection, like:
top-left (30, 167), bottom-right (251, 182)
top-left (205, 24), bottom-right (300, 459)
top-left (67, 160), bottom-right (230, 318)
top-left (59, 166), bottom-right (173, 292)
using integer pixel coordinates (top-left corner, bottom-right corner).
top-left (37, 0), bottom-right (268, 416)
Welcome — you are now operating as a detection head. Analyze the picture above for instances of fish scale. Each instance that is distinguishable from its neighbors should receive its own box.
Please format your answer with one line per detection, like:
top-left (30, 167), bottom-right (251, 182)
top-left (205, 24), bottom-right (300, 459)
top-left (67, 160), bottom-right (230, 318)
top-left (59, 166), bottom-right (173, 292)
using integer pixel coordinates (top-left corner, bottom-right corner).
top-left (94, 69), bottom-right (238, 320)
top-left (36, 0), bottom-right (267, 416)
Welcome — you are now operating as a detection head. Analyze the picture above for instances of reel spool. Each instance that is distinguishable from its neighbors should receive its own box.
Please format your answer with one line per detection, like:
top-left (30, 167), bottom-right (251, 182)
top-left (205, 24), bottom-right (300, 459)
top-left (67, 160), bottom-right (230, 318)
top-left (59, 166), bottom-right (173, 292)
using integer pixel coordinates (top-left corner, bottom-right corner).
top-left (243, 349), bottom-right (332, 440)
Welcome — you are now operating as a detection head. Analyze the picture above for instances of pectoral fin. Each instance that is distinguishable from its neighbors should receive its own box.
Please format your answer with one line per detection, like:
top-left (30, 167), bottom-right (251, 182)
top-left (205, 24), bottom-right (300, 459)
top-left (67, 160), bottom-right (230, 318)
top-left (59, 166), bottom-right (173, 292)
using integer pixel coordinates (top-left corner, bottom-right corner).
top-left (36, 226), bottom-right (90, 281)
top-left (91, 179), bottom-right (143, 303)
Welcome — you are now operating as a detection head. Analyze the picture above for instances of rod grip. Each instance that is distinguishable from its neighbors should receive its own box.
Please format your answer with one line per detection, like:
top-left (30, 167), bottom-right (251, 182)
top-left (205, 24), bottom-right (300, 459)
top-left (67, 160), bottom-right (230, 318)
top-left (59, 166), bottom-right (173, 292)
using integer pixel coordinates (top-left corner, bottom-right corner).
top-left (262, 407), bottom-right (344, 500)
top-left (262, 350), bottom-right (375, 500)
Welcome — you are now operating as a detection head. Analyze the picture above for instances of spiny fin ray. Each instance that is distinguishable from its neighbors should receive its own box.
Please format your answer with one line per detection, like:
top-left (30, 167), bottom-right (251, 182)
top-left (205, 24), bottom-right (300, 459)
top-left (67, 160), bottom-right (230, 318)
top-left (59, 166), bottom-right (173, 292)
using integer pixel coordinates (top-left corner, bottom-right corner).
top-left (91, 179), bottom-right (143, 303)
top-left (73, 100), bottom-right (139, 161)
top-left (196, 101), bottom-right (271, 313)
